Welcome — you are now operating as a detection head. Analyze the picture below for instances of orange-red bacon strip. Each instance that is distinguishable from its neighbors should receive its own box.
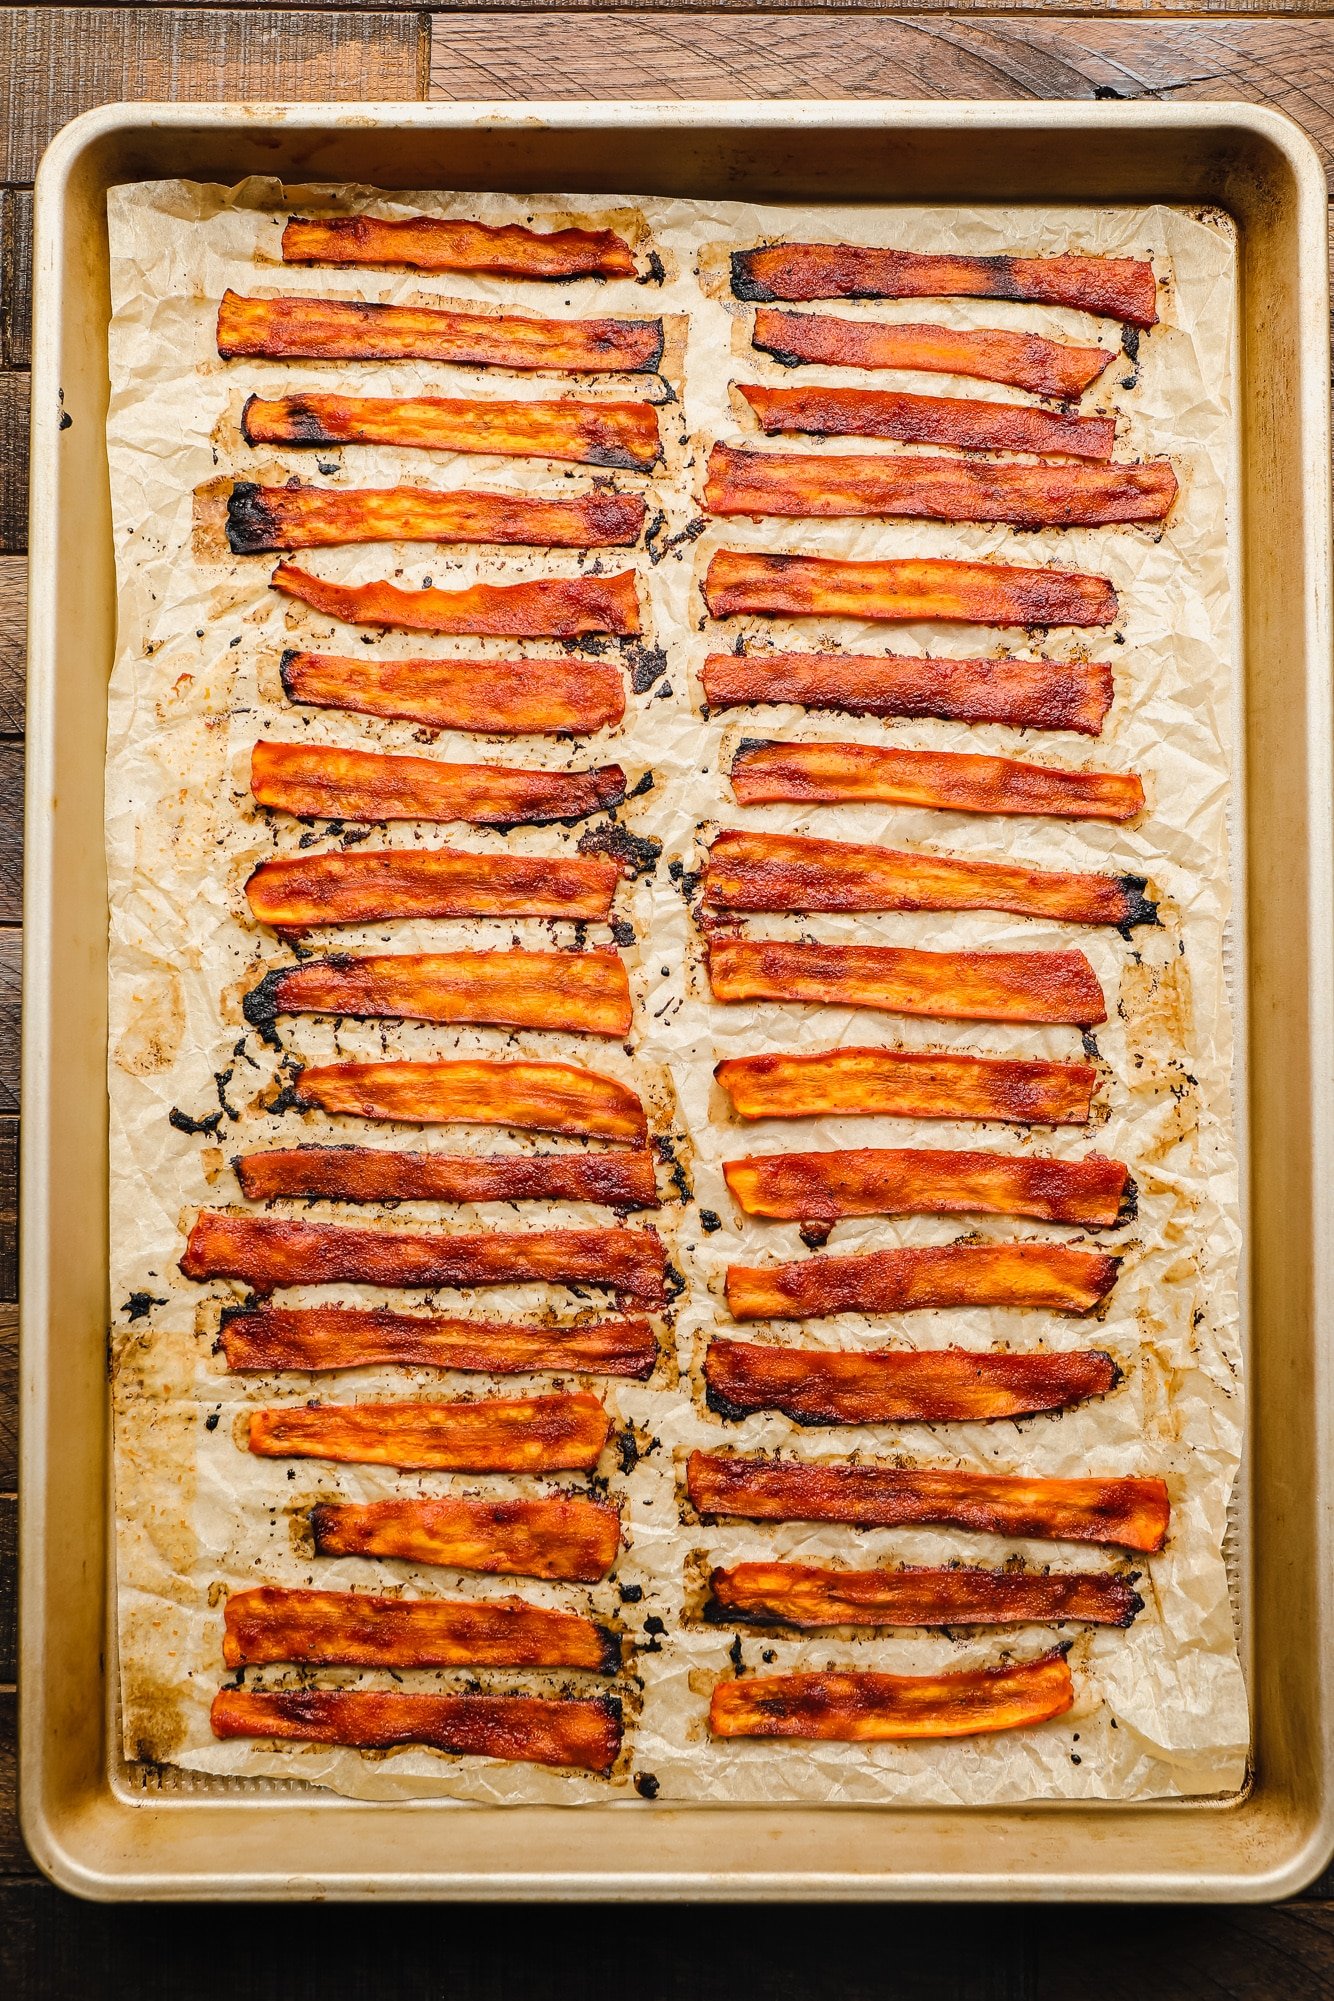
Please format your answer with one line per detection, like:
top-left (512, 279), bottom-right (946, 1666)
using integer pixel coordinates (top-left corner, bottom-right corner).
top-left (223, 1585), bottom-right (619, 1673)
top-left (708, 937), bottom-right (1106, 1027)
top-left (703, 551), bottom-right (1117, 628)
top-left (705, 443), bottom-right (1176, 528)
top-left (729, 740), bottom-right (1143, 822)
top-left (739, 382), bottom-right (1115, 460)
top-left (289, 1056), bottom-right (646, 1141)
top-left (244, 393), bottom-right (662, 471)
top-left (220, 1304), bottom-right (658, 1380)
top-left (715, 1047), bottom-right (1097, 1127)
top-left (687, 1450), bottom-right (1171, 1551)
top-left (217, 291), bottom-right (663, 373)
top-left (246, 846), bottom-right (619, 930)
top-left (753, 307), bottom-right (1113, 401)
top-left (704, 1338), bottom-right (1117, 1424)
top-left (228, 482), bottom-right (645, 554)
top-left (234, 1144), bottom-right (659, 1212)
top-left (311, 1493), bottom-right (622, 1581)
top-left (708, 1653), bottom-right (1074, 1745)
top-left (249, 1390), bottom-right (611, 1472)
top-left (211, 1686), bottom-right (622, 1774)
top-left (724, 1241), bottom-right (1120, 1321)
top-left (700, 649), bottom-right (1113, 736)
top-left (245, 950), bottom-right (632, 1040)
top-left (280, 648), bottom-right (626, 737)
top-left (281, 213), bottom-right (637, 281)
top-left (704, 829), bottom-right (1154, 929)
top-left (271, 561), bottom-right (641, 638)
top-left (734, 245), bottom-right (1158, 327)
top-left (251, 739), bottom-right (626, 826)
top-left (723, 1146), bottom-right (1130, 1228)
top-left (182, 1212), bottom-right (667, 1303)
top-left (708, 1560), bottom-right (1142, 1629)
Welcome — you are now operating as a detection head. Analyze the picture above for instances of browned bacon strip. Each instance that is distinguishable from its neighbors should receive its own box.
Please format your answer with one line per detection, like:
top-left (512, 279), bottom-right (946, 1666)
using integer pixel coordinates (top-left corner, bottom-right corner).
top-left (739, 383), bottom-right (1115, 460)
top-left (234, 1143), bottom-right (659, 1212)
top-left (251, 740), bottom-right (626, 826)
top-left (228, 482), bottom-right (645, 554)
top-left (734, 245), bottom-right (1158, 327)
top-left (705, 443), bottom-right (1176, 528)
top-left (704, 830), bottom-right (1154, 928)
top-left (244, 950), bottom-right (632, 1040)
top-left (217, 291), bottom-right (663, 373)
top-left (725, 1241), bottom-right (1120, 1322)
top-left (311, 1493), bottom-right (622, 1580)
top-left (703, 551), bottom-right (1117, 628)
top-left (708, 1653), bottom-right (1074, 1744)
top-left (708, 1560), bottom-right (1142, 1629)
top-left (220, 1304), bottom-right (658, 1380)
top-left (181, 1212), bottom-right (666, 1303)
top-left (729, 740), bottom-right (1143, 822)
top-left (271, 561), bottom-right (641, 638)
top-left (211, 1686), bottom-right (622, 1773)
top-left (289, 1057), bottom-right (646, 1141)
top-left (223, 1585), bottom-right (619, 1673)
top-left (753, 308), bottom-right (1113, 401)
top-left (280, 649), bottom-right (626, 736)
top-left (244, 394), bottom-right (662, 471)
top-left (281, 213), bottom-right (637, 281)
top-left (715, 1047), bottom-right (1097, 1127)
top-left (722, 1147), bottom-right (1131, 1229)
top-left (704, 1338), bottom-right (1117, 1423)
top-left (687, 1450), bottom-right (1171, 1551)
top-left (708, 937), bottom-right (1106, 1028)
top-left (249, 1390), bottom-right (611, 1472)
top-left (246, 846), bottom-right (619, 931)
top-left (700, 649), bottom-right (1113, 736)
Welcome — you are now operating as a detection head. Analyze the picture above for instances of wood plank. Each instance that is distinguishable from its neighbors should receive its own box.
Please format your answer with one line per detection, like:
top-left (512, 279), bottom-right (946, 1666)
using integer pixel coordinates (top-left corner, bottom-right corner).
top-left (0, 753), bottom-right (21, 927)
top-left (0, 1132), bottom-right (16, 1314)
top-left (83, 0), bottom-right (1334, 13)
top-left (0, 377), bottom-right (26, 562)
top-left (0, 560), bottom-right (25, 741)
top-left (0, 1500), bottom-right (12, 1684)
top-left (0, 1309), bottom-right (12, 1486)
top-left (0, 1693), bottom-right (23, 1879)
top-left (0, 937), bottom-right (20, 1119)
top-left (0, 191), bottom-right (31, 372)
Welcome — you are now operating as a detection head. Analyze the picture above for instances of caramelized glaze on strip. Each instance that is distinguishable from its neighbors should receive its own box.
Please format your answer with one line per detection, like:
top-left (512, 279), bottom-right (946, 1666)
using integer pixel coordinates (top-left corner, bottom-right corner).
top-left (279, 649), bottom-right (626, 736)
top-left (703, 551), bottom-right (1117, 628)
top-left (281, 213), bottom-right (636, 280)
top-left (244, 394), bottom-right (662, 470)
top-left (221, 1304), bottom-right (658, 1379)
top-left (228, 482), bottom-right (645, 553)
top-left (714, 1047), bottom-right (1097, 1126)
top-left (271, 561), bottom-right (641, 637)
top-left (234, 1143), bottom-right (659, 1211)
top-left (246, 847), bottom-right (619, 929)
top-left (223, 1585), bottom-right (619, 1673)
top-left (739, 383), bottom-right (1115, 459)
top-left (311, 1493), bottom-right (622, 1580)
top-left (700, 649), bottom-right (1113, 736)
top-left (708, 1653), bottom-right (1075, 1744)
top-left (289, 1056), bottom-right (646, 1140)
top-left (251, 740), bottom-right (626, 826)
top-left (709, 1560), bottom-right (1142, 1629)
top-left (729, 741), bottom-right (1143, 821)
top-left (708, 937), bottom-right (1106, 1027)
top-left (210, 1686), bottom-right (622, 1772)
top-left (752, 308), bottom-right (1113, 400)
top-left (244, 950), bottom-right (633, 1039)
top-left (217, 290), bottom-right (663, 372)
top-left (724, 1241), bottom-right (1120, 1321)
top-left (734, 245), bottom-right (1158, 326)
top-left (722, 1147), bottom-right (1130, 1227)
top-left (248, 1390), bottom-right (611, 1471)
top-left (704, 1338), bottom-right (1117, 1423)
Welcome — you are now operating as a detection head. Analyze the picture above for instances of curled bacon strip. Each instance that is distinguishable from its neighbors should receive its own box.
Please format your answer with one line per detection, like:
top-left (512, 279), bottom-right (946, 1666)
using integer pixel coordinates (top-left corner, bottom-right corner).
top-left (234, 1143), bottom-right (659, 1212)
top-left (246, 949), bottom-right (632, 1040)
top-left (279, 649), bottom-right (626, 737)
top-left (753, 308), bottom-right (1113, 401)
top-left (211, 1687), bottom-right (623, 1773)
top-left (271, 561), bottom-right (641, 638)
top-left (249, 1390), bottom-right (611, 1472)
top-left (708, 1560), bottom-right (1142, 1629)
top-left (228, 482), bottom-right (645, 554)
top-left (687, 1450), bottom-right (1171, 1550)
top-left (312, 1493), bottom-right (622, 1581)
top-left (246, 847), bottom-right (620, 929)
top-left (223, 1585), bottom-right (619, 1674)
top-left (739, 383), bottom-right (1115, 460)
top-left (708, 1653), bottom-right (1074, 1744)
top-left (722, 1147), bottom-right (1131, 1229)
top-left (700, 649), bottom-right (1113, 736)
top-left (703, 551), bottom-right (1117, 628)
top-left (289, 1057), bottom-right (646, 1141)
top-left (733, 245), bottom-right (1158, 327)
top-left (715, 1047), bottom-right (1096, 1127)
top-left (220, 1303), bottom-right (657, 1379)
top-left (217, 291), bottom-right (663, 373)
top-left (708, 937), bottom-right (1106, 1028)
top-left (724, 1241), bottom-right (1120, 1321)
top-left (244, 394), bottom-right (662, 471)
top-left (704, 1338), bottom-right (1117, 1423)
top-left (251, 740), bottom-right (626, 826)
top-left (729, 740), bottom-right (1143, 821)
top-left (281, 213), bottom-right (637, 281)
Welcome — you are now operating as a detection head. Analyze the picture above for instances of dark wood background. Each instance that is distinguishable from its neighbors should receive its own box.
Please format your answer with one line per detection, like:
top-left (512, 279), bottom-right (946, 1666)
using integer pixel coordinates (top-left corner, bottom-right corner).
top-left (3, 4), bottom-right (1333, 1991)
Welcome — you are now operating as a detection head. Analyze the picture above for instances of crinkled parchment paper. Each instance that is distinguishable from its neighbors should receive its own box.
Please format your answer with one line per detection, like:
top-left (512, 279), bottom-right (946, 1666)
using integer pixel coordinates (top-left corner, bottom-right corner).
top-left (106, 177), bottom-right (1245, 1806)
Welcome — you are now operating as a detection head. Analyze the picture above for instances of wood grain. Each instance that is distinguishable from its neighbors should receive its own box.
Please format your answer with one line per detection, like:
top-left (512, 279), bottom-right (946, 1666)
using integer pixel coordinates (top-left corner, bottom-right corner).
top-left (0, 1500), bottom-right (12, 1684)
top-left (0, 378), bottom-right (26, 561)
top-left (0, 938), bottom-right (20, 1118)
top-left (0, 1310), bottom-right (13, 1489)
top-left (0, 192), bottom-right (30, 372)
top-left (0, 562), bottom-right (24, 742)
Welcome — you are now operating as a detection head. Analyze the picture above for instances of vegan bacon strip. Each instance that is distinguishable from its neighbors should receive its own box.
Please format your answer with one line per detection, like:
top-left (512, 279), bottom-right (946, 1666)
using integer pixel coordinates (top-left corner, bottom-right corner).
top-left (708, 937), bottom-right (1107, 1027)
top-left (739, 383), bottom-right (1115, 460)
top-left (708, 1653), bottom-right (1075, 1745)
top-left (281, 213), bottom-right (637, 281)
top-left (279, 649), bottom-right (626, 736)
top-left (753, 308), bottom-right (1113, 401)
top-left (704, 829), bottom-right (1155, 929)
top-left (714, 1047), bottom-right (1097, 1127)
top-left (245, 846), bottom-right (619, 930)
top-left (271, 561), bottom-right (641, 638)
top-left (729, 741), bottom-right (1143, 822)
top-left (248, 1390), bottom-right (611, 1472)
top-left (700, 649), bottom-right (1113, 737)
top-left (244, 950), bottom-right (633, 1039)
top-left (211, 1687), bottom-right (622, 1774)
top-left (734, 245), bottom-right (1158, 327)
top-left (704, 1338), bottom-right (1117, 1424)
top-left (289, 1057), bottom-right (646, 1142)
top-left (311, 1493), bottom-right (622, 1581)
top-left (217, 291), bottom-right (663, 373)
top-left (724, 1242), bottom-right (1120, 1321)
top-left (227, 482), bottom-right (645, 554)
top-left (244, 394), bottom-right (662, 471)
top-left (234, 1143), bottom-right (659, 1212)
top-left (722, 1148), bottom-right (1131, 1229)
top-left (708, 1560), bottom-right (1143, 1630)
top-left (250, 739), bottom-right (626, 826)
top-left (687, 1451), bottom-right (1171, 1551)
top-left (220, 1304), bottom-right (658, 1379)
top-left (703, 551), bottom-right (1117, 628)
top-left (223, 1585), bottom-right (619, 1674)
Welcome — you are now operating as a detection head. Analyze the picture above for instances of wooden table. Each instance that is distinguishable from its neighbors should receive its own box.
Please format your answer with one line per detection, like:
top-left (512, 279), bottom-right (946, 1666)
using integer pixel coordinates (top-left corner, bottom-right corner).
top-left (2, 4), bottom-right (1333, 1987)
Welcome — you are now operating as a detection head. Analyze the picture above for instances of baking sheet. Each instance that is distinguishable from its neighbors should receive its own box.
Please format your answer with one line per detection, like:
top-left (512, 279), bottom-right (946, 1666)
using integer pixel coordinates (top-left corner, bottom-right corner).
top-left (105, 177), bottom-right (1245, 1805)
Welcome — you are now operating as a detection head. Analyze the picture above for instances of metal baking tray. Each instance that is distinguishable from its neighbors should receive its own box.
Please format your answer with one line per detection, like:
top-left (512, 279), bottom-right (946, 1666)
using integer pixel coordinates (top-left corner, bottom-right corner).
top-left (20, 98), bottom-right (1334, 1901)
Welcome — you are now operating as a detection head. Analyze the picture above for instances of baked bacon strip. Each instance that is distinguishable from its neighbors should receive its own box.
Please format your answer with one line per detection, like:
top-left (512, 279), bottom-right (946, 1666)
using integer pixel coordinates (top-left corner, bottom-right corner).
top-left (244, 950), bottom-right (633, 1039)
top-left (708, 1560), bottom-right (1142, 1629)
top-left (753, 308), bottom-right (1113, 401)
top-left (246, 847), bottom-right (620, 930)
top-left (722, 1147), bottom-right (1131, 1228)
top-left (211, 1687), bottom-right (622, 1774)
top-left (244, 394), bottom-right (663, 471)
top-left (739, 383), bottom-right (1115, 460)
top-left (699, 650), bottom-right (1113, 737)
top-left (281, 213), bottom-right (637, 281)
top-left (251, 740), bottom-right (626, 826)
top-left (714, 1047), bottom-right (1097, 1127)
top-left (687, 1450), bottom-right (1171, 1551)
top-left (724, 1242), bottom-right (1120, 1322)
top-left (705, 443), bottom-right (1176, 529)
top-left (220, 1304), bottom-right (658, 1379)
top-left (708, 937), bottom-right (1106, 1028)
top-left (704, 829), bottom-right (1155, 928)
top-left (704, 1338), bottom-right (1117, 1424)
top-left (729, 741), bottom-right (1144, 821)
top-left (708, 1653), bottom-right (1074, 1745)
top-left (703, 551), bottom-right (1117, 628)
top-left (234, 1143), bottom-right (659, 1212)
top-left (249, 1390), bottom-right (611, 1472)
top-left (279, 649), bottom-right (626, 736)
top-left (223, 1585), bottom-right (619, 1674)
top-left (181, 1212), bottom-right (667, 1304)
top-left (311, 1493), bottom-right (622, 1581)
top-left (217, 291), bottom-right (663, 373)
top-left (272, 561), bottom-right (641, 638)
top-left (734, 245), bottom-right (1158, 327)
top-left (289, 1057), bottom-right (646, 1142)
top-left (228, 482), bottom-right (645, 554)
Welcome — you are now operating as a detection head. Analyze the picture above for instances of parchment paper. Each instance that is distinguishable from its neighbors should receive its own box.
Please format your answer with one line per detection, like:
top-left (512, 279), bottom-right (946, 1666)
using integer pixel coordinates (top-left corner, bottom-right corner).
top-left (105, 177), bottom-right (1246, 1806)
